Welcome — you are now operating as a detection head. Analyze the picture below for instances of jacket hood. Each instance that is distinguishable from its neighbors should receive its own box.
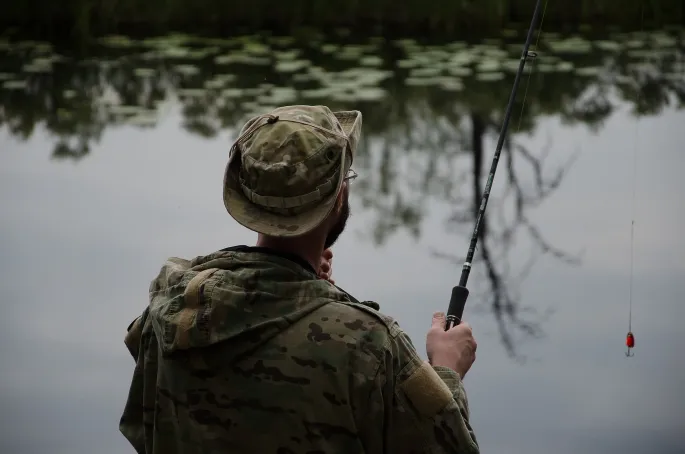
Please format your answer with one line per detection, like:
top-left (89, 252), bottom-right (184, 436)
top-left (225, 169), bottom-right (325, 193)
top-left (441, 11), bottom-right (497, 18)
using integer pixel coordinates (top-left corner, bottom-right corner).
top-left (141, 248), bottom-right (354, 362)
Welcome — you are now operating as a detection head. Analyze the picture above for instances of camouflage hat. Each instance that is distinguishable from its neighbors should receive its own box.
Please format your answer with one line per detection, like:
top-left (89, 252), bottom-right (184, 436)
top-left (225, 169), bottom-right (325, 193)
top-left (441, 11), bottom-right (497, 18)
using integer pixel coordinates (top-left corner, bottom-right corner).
top-left (223, 105), bottom-right (362, 237)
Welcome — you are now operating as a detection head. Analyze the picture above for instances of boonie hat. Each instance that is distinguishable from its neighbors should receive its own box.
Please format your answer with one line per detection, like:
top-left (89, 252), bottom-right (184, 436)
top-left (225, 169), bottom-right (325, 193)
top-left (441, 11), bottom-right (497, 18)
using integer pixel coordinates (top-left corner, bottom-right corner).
top-left (223, 105), bottom-right (362, 237)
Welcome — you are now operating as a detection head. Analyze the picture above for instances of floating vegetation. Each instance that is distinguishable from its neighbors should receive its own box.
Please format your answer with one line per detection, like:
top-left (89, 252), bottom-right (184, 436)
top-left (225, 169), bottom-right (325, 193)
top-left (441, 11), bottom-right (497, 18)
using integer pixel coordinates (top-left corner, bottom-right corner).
top-left (0, 27), bottom-right (682, 137)
top-left (100, 35), bottom-right (137, 48)
top-left (546, 36), bottom-right (593, 54)
top-left (397, 59), bottom-right (421, 69)
top-left (2, 80), bottom-right (27, 90)
top-left (275, 59), bottom-right (310, 73)
top-left (177, 88), bottom-right (207, 97)
top-left (360, 56), bottom-right (383, 67)
top-left (476, 72), bottom-right (506, 82)
top-left (215, 54), bottom-right (271, 65)
top-left (477, 59), bottom-right (501, 72)
top-left (134, 67), bottom-right (156, 77)
top-left (173, 64), bottom-right (200, 76)
top-left (257, 87), bottom-right (298, 105)
top-left (595, 41), bottom-right (622, 52)
top-left (221, 88), bottom-right (244, 98)
top-left (273, 50), bottom-right (301, 61)
top-left (576, 67), bottom-right (602, 77)
top-left (447, 66), bottom-right (473, 77)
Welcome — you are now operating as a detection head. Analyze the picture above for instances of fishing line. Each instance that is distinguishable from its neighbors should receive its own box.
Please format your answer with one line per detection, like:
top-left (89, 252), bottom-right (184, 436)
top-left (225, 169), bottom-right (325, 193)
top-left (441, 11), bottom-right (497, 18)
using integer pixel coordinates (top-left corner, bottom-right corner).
top-left (513, 0), bottom-right (548, 135)
top-left (626, 2), bottom-right (646, 358)
top-left (445, 0), bottom-right (549, 330)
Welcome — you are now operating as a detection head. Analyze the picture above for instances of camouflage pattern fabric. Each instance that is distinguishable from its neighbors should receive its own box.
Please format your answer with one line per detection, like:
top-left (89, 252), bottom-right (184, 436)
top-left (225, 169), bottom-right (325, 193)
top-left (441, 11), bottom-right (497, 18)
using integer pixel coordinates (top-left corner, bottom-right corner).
top-left (223, 105), bottom-right (362, 238)
top-left (120, 248), bottom-right (480, 453)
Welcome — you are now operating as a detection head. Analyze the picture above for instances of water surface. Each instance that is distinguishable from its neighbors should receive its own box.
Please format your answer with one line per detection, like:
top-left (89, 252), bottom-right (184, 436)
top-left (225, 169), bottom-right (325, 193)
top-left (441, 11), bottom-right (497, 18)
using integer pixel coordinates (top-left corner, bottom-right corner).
top-left (1, 30), bottom-right (684, 454)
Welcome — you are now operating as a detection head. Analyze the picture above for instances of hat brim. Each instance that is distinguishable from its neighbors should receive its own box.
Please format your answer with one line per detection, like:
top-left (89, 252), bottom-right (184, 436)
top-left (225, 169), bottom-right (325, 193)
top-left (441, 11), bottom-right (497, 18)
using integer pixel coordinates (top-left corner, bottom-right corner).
top-left (223, 110), bottom-right (360, 238)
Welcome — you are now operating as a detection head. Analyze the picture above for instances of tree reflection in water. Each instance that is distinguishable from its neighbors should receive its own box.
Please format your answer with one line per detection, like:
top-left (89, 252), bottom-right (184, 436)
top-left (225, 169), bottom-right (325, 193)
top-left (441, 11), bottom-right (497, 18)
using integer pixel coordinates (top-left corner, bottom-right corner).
top-left (1, 29), bottom-right (683, 356)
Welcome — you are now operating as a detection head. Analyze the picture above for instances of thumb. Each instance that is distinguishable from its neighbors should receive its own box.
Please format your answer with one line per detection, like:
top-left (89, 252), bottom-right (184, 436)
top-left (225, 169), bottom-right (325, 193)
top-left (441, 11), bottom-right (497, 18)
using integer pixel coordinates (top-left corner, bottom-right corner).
top-left (431, 312), bottom-right (446, 329)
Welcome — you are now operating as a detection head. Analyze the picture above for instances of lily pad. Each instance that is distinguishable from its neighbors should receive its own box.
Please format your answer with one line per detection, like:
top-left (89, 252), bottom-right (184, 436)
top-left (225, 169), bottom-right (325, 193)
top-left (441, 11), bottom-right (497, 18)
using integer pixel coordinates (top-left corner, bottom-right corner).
top-left (477, 58), bottom-right (501, 72)
top-left (215, 54), bottom-right (271, 65)
top-left (360, 56), bottom-right (383, 67)
top-left (409, 67), bottom-right (442, 78)
top-left (476, 72), bottom-right (505, 82)
top-left (2, 80), bottom-right (27, 90)
top-left (173, 64), bottom-right (200, 76)
top-left (397, 59), bottom-right (421, 69)
top-left (547, 37), bottom-right (593, 54)
top-left (257, 87), bottom-right (298, 105)
top-left (270, 36), bottom-right (296, 47)
top-left (243, 42), bottom-right (270, 55)
top-left (134, 68), bottom-right (156, 77)
top-left (595, 40), bottom-right (622, 52)
top-left (301, 88), bottom-right (333, 98)
top-left (321, 44), bottom-right (339, 54)
top-left (275, 60), bottom-right (310, 73)
top-left (556, 62), bottom-right (575, 72)
top-left (439, 79), bottom-right (464, 91)
top-left (293, 73), bottom-right (317, 82)
top-left (100, 35), bottom-right (136, 48)
top-left (405, 77), bottom-right (441, 87)
top-left (446, 66), bottom-right (473, 77)
top-left (222, 88), bottom-right (245, 98)
top-left (177, 88), bottom-right (207, 97)
top-left (353, 87), bottom-right (387, 101)
top-left (274, 50), bottom-right (301, 60)
top-left (575, 67), bottom-right (602, 77)
top-left (205, 78), bottom-right (227, 90)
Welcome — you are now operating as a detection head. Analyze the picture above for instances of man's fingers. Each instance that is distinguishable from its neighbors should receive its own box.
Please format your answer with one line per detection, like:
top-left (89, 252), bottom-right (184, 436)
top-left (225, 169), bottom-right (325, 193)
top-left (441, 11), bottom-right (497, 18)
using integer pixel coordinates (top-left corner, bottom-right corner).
top-left (319, 261), bottom-right (331, 273)
top-left (431, 312), bottom-right (446, 329)
top-left (322, 248), bottom-right (333, 261)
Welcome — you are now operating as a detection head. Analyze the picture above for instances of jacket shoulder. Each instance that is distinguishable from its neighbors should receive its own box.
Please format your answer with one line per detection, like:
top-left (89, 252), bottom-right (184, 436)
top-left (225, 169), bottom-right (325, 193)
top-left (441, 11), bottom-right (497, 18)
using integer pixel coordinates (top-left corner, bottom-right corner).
top-left (334, 299), bottom-right (402, 338)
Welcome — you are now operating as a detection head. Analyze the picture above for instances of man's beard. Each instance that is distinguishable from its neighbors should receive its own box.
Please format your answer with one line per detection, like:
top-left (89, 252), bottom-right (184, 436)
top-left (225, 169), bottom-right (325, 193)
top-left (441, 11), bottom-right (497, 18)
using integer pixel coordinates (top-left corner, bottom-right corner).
top-left (324, 195), bottom-right (350, 249)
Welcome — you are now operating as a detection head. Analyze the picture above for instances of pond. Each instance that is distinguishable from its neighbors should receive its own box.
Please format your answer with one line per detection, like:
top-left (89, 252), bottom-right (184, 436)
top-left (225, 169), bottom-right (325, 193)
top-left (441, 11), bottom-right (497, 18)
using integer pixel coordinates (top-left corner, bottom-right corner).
top-left (1, 28), bottom-right (684, 454)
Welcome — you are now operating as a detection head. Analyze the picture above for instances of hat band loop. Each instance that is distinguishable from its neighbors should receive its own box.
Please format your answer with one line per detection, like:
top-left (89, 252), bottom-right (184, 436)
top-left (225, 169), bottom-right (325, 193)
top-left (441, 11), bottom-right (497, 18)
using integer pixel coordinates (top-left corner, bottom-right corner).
top-left (239, 169), bottom-right (339, 210)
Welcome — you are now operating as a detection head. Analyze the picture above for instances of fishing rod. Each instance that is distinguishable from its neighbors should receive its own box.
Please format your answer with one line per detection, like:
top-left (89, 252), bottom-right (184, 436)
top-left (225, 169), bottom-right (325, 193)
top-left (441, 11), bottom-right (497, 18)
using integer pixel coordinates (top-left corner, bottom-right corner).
top-left (445, 0), bottom-right (546, 330)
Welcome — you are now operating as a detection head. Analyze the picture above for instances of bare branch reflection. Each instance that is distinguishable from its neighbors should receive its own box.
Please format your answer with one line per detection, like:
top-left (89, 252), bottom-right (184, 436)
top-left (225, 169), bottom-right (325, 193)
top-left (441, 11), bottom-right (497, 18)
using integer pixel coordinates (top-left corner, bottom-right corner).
top-left (423, 109), bottom-right (581, 359)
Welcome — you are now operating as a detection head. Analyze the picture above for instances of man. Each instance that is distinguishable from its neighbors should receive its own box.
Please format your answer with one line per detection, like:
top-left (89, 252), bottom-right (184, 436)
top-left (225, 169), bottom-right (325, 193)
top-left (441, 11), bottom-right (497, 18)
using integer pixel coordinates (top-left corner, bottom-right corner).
top-left (120, 105), bottom-right (480, 453)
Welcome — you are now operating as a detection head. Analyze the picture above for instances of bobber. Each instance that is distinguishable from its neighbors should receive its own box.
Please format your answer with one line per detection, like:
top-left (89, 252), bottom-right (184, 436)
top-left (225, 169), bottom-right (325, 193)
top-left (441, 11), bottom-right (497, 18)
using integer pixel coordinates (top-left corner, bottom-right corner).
top-left (626, 331), bottom-right (635, 348)
top-left (625, 331), bottom-right (635, 357)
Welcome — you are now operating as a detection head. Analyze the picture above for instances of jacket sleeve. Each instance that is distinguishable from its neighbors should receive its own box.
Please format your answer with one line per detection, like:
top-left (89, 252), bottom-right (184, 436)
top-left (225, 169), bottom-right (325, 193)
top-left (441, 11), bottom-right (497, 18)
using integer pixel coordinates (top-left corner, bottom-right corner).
top-left (119, 309), bottom-right (153, 454)
top-left (369, 330), bottom-right (480, 454)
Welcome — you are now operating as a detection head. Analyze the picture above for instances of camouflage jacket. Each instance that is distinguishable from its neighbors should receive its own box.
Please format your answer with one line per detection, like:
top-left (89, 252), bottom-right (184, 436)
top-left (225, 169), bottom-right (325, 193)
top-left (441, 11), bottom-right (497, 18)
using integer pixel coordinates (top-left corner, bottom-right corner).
top-left (120, 246), bottom-right (479, 454)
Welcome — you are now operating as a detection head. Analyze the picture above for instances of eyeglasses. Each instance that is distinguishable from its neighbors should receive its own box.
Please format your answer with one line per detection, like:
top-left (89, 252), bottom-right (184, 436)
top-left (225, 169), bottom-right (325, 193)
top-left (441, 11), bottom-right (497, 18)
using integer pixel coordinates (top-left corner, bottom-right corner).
top-left (344, 169), bottom-right (358, 182)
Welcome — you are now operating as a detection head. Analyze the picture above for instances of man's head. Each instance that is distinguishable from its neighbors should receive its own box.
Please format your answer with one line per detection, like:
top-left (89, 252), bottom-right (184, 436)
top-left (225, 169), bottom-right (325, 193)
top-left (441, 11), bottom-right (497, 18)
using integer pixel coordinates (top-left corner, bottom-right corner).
top-left (223, 105), bottom-right (361, 249)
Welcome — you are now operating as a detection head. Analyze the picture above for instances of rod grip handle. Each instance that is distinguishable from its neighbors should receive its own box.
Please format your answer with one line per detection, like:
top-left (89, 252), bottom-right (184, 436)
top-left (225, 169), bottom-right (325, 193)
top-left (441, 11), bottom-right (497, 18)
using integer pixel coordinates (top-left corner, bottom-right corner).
top-left (445, 286), bottom-right (469, 330)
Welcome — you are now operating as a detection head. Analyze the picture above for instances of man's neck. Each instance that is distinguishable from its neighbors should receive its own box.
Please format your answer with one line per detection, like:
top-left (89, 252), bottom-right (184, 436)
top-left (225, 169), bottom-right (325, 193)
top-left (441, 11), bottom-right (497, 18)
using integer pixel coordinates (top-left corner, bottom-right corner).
top-left (256, 234), bottom-right (324, 273)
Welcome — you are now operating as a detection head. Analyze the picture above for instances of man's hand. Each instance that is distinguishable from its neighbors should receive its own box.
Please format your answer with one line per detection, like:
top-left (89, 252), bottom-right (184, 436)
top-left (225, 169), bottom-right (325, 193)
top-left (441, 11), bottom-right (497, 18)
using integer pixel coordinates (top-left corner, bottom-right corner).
top-left (317, 248), bottom-right (334, 284)
top-left (426, 312), bottom-right (477, 379)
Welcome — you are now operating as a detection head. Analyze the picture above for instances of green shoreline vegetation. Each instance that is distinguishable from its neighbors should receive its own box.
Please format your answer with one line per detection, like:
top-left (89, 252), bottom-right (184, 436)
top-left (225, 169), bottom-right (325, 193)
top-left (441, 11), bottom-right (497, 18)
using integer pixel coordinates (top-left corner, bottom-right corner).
top-left (1, 0), bottom-right (683, 43)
